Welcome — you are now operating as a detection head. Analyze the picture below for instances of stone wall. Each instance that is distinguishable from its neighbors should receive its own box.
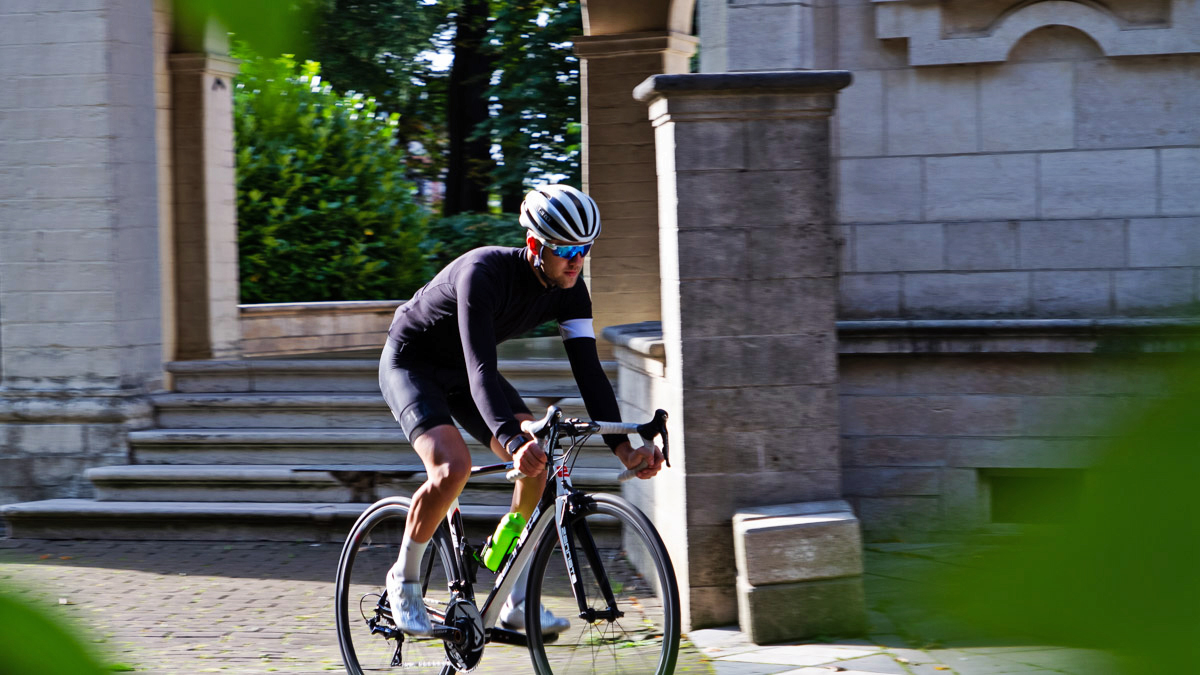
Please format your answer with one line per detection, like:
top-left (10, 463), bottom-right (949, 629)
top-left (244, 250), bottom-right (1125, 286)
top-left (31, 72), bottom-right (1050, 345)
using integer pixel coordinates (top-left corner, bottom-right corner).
top-left (832, 0), bottom-right (1200, 318)
top-left (0, 0), bottom-right (162, 504)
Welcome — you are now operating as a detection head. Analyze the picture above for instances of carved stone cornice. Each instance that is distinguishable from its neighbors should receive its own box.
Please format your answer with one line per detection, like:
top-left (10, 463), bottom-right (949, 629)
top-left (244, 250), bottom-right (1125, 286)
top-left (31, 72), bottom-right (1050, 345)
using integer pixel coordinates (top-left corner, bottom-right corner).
top-left (875, 0), bottom-right (1200, 65)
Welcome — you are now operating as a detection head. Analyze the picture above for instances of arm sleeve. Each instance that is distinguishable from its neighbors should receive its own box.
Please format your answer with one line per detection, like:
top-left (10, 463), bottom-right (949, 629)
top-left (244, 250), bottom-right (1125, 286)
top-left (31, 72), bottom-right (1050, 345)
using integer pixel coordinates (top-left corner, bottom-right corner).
top-left (562, 316), bottom-right (627, 451)
top-left (457, 264), bottom-right (524, 451)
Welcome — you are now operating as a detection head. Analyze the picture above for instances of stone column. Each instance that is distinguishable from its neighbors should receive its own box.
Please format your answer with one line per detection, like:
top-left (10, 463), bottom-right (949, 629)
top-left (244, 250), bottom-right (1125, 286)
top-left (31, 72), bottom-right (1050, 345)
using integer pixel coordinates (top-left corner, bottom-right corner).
top-left (169, 52), bottom-right (241, 360)
top-left (574, 32), bottom-right (697, 357)
top-left (0, 0), bottom-right (160, 503)
top-left (633, 71), bottom-right (851, 628)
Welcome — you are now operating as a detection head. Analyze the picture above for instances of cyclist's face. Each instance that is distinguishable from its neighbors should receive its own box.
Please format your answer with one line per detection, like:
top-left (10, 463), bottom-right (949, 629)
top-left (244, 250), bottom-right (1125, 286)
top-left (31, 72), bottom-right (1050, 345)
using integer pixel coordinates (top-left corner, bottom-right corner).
top-left (530, 236), bottom-right (586, 288)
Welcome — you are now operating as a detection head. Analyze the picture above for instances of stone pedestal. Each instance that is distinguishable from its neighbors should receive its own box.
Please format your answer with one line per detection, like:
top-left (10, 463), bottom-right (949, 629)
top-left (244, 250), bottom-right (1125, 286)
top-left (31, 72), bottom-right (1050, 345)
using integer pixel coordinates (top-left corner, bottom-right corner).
top-left (574, 32), bottom-right (697, 357)
top-left (629, 71), bottom-right (851, 628)
top-left (169, 53), bottom-right (241, 360)
top-left (734, 500), bottom-right (867, 643)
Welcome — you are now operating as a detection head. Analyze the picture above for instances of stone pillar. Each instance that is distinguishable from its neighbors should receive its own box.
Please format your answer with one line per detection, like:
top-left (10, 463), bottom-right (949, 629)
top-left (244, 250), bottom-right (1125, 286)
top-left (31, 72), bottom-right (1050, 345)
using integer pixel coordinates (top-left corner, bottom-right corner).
top-left (169, 52), bottom-right (241, 360)
top-left (574, 32), bottom-right (697, 357)
top-left (0, 0), bottom-right (160, 503)
top-left (633, 72), bottom-right (851, 628)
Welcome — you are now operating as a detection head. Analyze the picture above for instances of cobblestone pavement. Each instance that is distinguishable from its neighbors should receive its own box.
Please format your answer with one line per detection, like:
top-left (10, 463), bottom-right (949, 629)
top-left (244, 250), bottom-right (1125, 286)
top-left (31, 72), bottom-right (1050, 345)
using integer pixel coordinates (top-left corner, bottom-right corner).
top-left (0, 538), bottom-right (713, 674)
top-left (0, 539), bottom-right (1121, 675)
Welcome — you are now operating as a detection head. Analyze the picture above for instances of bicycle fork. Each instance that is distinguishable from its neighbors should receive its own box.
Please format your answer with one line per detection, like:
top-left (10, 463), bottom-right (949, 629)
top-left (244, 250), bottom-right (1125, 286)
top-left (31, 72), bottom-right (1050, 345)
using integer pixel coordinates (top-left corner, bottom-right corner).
top-left (556, 493), bottom-right (624, 623)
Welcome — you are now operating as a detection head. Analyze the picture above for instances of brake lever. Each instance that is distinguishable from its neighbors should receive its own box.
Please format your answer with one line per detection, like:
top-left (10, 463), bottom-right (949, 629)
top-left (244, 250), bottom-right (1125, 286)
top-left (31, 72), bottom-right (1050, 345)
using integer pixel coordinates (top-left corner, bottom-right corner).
top-left (635, 409), bottom-right (670, 468)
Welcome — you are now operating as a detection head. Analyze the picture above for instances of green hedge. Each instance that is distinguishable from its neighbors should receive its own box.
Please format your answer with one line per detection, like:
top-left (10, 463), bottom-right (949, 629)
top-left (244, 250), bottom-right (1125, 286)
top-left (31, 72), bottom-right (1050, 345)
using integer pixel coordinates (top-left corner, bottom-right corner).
top-left (234, 54), bottom-right (429, 303)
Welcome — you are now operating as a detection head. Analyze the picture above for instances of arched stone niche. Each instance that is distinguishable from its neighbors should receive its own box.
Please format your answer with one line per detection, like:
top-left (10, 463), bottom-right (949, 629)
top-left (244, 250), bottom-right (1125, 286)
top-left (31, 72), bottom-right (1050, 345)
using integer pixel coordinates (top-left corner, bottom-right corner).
top-left (875, 0), bottom-right (1200, 65)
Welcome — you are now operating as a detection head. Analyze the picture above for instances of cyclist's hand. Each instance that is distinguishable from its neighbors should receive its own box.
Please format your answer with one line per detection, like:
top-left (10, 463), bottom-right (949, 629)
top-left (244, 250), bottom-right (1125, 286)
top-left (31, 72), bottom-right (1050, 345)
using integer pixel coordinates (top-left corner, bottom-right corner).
top-left (514, 439), bottom-right (547, 478)
top-left (616, 442), bottom-right (664, 480)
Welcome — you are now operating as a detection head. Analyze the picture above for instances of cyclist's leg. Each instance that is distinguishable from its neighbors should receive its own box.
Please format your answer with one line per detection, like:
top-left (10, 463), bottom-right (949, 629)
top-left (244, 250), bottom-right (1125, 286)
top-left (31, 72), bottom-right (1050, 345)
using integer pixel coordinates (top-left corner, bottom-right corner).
top-left (379, 341), bottom-right (470, 635)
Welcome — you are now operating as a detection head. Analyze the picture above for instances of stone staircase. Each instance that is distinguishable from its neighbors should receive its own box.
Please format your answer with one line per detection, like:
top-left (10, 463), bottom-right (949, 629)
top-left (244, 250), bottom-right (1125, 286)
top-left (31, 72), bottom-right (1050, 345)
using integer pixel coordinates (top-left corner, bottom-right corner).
top-left (2, 358), bottom-right (622, 541)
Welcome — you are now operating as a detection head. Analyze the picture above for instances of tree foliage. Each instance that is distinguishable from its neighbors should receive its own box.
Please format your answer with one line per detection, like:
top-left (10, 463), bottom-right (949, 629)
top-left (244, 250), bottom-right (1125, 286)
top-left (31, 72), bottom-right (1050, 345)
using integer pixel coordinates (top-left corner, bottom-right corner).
top-left (234, 51), bottom-right (429, 303)
top-left (486, 0), bottom-right (583, 209)
top-left (299, 0), bottom-right (583, 211)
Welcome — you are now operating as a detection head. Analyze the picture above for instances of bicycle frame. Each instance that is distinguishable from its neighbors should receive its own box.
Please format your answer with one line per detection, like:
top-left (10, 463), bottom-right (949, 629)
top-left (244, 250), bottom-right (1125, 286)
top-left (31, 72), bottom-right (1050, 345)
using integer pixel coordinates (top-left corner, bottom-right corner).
top-left (433, 408), bottom-right (616, 637)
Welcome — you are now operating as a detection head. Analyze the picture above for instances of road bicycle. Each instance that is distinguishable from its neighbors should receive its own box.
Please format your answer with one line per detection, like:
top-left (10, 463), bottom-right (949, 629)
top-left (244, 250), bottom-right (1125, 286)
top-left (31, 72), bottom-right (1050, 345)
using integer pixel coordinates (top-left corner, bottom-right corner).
top-left (332, 405), bottom-right (680, 674)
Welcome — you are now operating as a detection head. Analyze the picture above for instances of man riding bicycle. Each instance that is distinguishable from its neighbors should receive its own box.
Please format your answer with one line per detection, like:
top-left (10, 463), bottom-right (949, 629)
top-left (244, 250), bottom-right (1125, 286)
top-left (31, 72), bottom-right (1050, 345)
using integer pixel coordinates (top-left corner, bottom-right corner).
top-left (378, 184), bottom-right (666, 637)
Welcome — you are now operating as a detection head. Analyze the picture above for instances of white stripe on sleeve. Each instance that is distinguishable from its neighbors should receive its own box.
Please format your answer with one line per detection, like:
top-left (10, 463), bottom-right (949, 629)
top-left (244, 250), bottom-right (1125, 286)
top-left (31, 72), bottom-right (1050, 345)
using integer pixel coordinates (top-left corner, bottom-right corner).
top-left (558, 318), bottom-right (595, 341)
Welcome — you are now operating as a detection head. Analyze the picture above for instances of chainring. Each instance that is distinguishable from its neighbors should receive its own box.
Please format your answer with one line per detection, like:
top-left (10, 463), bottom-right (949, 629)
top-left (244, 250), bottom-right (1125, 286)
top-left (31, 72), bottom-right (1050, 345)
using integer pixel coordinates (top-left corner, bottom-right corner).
top-left (443, 598), bottom-right (485, 672)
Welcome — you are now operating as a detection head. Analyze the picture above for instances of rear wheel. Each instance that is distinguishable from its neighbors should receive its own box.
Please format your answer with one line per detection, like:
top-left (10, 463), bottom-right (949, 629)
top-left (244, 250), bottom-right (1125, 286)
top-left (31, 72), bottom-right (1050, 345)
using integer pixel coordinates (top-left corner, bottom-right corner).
top-left (335, 499), bottom-right (458, 673)
top-left (525, 493), bottom-right (681, 674)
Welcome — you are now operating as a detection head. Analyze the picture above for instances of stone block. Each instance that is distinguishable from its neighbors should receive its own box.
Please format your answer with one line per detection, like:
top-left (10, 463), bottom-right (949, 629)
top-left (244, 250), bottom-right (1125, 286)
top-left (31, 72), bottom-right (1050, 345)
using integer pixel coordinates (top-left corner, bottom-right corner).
top-left (675, 229), bottom-right (751, 280)
top-left (840, 394), bottom-right (1021, 437)
top-left (677, 277), bottom-right (837, 338)
top-left (1075, 57), bottom-right (1200, 150)
top-left (837, 157), bottom-right (922, 224)
top-left (686, 427), bottom-right (839, 475)
top-left (1115, 269), bottom-right (1195, 314)
top-left (1130, 218), bottom-right (1200, 268)
top-left (834, 69), bottom-right (884, 158)
top-left (680, 334), bottom-right (837, 388)
top-left (1018, 219), bottom-right (1126, 270)
top-left (687, 524), bottom-right (737, 587)
top-left (842, 468), bottom-right (941, 498)
top-left (945, 222), bottom-right (1017, 271)
top-left (840, 436), bottom-right (949, 468)
top-left (1032, 271), bottom-right (1113, 316)
top-left (903, 272), bottom-right (1030, 317)
top-left (1162, 149), bottom-right (1200, 216)
top-left (688, 585), bottom-right (740, 631)
top-left (670, 121), bottom-right (747, 172)
top-left (835, 4), bottom-right (909, 71)
top-left (749, 224), bottom-right (838, 279)
top-left (979, 61), bottom-right (1074, 152)
top-left (854, 496), bottom-right (941, 541)
top-left (745, 118), bottom-right (829, 172)
top-left (728, 4), bottom-right (808, 71)
top-left (733, 500), bottom-right (863, 586)
top-left (839, 273), bottom-right (902, 318)
top-left (676, 169), bottom-right (833, 229)
top-left (855, 223), bottom-right (944, 272)
top-left (684, 472), bottom-right (841, 528)
top-left (1039, 150), bottom-right (1157, 219)
top-left (926, 154), bottom-right (1037, 222)
top-left (737, 576), bottom-right (868, 644)
top-left (885, 67), bottom-right (979, 156)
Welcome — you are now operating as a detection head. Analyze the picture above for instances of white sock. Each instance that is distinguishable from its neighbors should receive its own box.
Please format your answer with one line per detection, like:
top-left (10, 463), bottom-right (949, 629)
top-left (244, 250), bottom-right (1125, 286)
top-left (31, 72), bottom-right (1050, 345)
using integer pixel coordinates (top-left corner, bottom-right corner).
top-left (395, 535), bottom-right (429, 582)
top-left (506, 562), bottom-right (529, 608)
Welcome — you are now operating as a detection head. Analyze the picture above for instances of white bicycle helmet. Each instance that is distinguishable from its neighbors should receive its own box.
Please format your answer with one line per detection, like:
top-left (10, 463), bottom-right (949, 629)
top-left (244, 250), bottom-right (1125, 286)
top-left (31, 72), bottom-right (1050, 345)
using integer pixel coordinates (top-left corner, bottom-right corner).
top-left (519, 184), bottom-right (601, 245)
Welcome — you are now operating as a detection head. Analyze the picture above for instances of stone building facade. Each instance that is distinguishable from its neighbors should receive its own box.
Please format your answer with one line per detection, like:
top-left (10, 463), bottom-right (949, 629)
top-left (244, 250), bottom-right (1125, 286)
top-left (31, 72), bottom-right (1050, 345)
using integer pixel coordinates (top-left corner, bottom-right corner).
top-left (683, 0), bottom-right (1200, 541)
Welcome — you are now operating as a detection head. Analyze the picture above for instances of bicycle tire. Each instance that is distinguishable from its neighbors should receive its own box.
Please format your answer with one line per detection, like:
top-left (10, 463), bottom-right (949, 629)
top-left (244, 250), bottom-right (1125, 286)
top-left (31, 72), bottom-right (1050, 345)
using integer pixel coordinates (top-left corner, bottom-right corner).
top-left (335, 498), bottom-right (459, 674)
top-left (524, 492), bottom-right (681, 674)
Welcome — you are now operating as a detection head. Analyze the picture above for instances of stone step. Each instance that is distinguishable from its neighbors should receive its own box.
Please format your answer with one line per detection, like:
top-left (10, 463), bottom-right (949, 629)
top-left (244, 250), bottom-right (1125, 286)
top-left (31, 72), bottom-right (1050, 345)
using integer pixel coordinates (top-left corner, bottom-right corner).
top-left (0, 499), bottom-right (489, 542)
top-left (86, 464), bottom-right (626, 504)
top-left (128, 428), bottom-right (620, 466)
top-left (0, 499), bottom-right (619, 544)
top-left (167, 359), bottom-right (614, 394)
top-left (150, 393), bottom-right (589, 429)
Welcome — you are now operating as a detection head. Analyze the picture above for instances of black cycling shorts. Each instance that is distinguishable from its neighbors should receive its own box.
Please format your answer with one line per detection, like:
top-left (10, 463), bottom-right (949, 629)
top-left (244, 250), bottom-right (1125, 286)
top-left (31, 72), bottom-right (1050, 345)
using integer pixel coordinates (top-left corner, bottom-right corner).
top-left (378, 337), bottom-right (530, 447)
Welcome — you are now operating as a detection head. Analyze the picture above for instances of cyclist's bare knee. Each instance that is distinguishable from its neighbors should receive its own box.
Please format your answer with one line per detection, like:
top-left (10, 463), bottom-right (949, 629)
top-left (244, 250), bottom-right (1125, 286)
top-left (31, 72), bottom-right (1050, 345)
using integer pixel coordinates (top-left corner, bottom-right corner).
top-left (412, 424), bottom-right (472, 490)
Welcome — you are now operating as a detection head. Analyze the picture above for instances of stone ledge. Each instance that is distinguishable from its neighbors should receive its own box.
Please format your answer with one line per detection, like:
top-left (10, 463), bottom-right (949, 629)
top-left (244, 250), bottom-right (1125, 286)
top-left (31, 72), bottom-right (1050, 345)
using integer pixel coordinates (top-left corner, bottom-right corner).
top-left (605, 318), bottom-right (1200, 357)
top-left (634, 71), bottom-right (853, 102)
top-left (736, 576), bottom-right (868, 645)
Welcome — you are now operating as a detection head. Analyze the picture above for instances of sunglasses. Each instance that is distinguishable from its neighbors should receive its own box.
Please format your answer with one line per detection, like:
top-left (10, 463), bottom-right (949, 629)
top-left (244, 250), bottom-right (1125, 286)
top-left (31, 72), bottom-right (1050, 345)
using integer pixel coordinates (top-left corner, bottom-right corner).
top-left (540, 240), bottom-right (592, 260)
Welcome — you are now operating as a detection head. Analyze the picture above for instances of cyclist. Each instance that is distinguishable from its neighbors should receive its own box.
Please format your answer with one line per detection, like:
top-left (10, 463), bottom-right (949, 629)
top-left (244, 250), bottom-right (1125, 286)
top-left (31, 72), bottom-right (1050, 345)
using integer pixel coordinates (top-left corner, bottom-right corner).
top-left (379, 184), bottom-right (665, 637)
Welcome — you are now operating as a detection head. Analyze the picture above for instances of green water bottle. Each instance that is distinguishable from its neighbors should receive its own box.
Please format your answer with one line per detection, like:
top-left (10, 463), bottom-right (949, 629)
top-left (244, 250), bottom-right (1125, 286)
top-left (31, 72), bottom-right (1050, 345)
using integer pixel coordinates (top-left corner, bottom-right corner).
top-left (481, 512), bottom-right (526, 572)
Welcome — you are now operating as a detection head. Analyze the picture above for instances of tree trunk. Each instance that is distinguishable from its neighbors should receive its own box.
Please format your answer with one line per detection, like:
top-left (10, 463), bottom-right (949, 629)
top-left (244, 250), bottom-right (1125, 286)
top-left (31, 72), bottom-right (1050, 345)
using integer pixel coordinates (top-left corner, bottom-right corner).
top-left (443, 0), bottom-right (494, 216)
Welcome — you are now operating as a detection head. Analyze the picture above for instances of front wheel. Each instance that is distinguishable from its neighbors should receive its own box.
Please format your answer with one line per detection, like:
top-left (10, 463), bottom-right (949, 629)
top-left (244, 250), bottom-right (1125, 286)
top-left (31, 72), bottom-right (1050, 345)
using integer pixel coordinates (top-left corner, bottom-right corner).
top-left (335, 498), bottom-right (458, 674)
top-left (525, 493), bottom-right (681, 674)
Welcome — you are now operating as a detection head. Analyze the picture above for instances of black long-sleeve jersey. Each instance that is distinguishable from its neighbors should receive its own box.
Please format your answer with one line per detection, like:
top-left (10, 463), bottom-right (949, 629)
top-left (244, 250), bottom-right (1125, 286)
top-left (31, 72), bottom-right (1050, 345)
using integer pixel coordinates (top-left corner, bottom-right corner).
top-left (387, 246), bottom-right (625, 452)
